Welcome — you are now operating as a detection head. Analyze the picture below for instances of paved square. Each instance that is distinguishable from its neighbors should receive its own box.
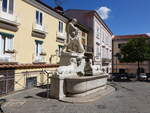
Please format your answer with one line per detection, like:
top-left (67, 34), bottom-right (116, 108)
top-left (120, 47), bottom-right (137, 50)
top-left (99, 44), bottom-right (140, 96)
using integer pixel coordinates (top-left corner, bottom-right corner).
top-left (1, 81), bottom-right (150, 113)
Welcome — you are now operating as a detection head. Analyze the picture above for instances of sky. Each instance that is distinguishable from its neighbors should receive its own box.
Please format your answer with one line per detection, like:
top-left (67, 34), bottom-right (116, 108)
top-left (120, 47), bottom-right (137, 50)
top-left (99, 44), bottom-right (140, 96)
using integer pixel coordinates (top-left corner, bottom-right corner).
top-left (41, 0), bottom-right (150, 35)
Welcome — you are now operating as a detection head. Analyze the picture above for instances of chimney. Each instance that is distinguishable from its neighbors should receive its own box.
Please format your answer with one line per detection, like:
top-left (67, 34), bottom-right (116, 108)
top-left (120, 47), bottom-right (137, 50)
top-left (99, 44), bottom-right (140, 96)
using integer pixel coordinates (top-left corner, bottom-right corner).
top-left (54, 6), bottom-right (64, 14)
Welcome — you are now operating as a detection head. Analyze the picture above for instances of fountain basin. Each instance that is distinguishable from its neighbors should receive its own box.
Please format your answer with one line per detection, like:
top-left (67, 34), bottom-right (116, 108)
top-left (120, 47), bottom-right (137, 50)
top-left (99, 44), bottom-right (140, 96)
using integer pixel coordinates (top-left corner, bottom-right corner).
top-left (65, 74), bottom-right (108, 97)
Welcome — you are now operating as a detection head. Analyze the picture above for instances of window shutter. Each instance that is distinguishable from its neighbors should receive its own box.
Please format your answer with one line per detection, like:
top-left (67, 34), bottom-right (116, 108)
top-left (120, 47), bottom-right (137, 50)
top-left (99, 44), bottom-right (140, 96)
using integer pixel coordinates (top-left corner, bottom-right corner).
top-left (59, 22), bottom-right (63, 33)
top-left (9, 38), bottom-right (13, 51)
top-left (2, 0), bottom-right (8, 12)
top-left (39, 43), bottom-right (42, 55)
top-left (61, 22), bottom-right (63, 33)
top-left (0, 36), bottom-right (4, 55)
top-left (58, 22), bottom-right (61, 32)
top-left (35, 42), bottom-right (38, 56)
top-left (36, 11), bottom-right (39, 24)
top-left (5, 37), bottom-right (9, 51)
top-left (40, 12), bottom-right (43, 25)
top-left (9, 0), bottom-right (14, 14)
top-left (5, 37), bottom-right (13, 51)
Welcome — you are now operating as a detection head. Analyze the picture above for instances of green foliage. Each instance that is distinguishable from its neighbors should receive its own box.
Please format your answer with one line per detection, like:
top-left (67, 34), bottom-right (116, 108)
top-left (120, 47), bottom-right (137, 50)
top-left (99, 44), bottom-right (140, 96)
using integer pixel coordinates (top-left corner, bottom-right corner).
top-left (145, 40), bottom-right (150, 60)
top-left (120, 37), bottom-right (150, 63)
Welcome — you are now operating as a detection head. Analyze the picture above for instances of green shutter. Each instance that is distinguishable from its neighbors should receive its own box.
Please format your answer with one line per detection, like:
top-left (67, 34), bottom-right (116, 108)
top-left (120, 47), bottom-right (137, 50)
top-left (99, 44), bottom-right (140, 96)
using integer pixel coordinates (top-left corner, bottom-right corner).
top-left (0, 32), bottom-right (14, 37)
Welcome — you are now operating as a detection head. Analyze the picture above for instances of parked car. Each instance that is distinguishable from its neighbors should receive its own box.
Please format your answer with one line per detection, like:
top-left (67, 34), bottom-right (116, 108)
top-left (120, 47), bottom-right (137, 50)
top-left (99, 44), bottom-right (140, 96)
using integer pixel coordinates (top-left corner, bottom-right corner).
top-left (146, 73), bottom-right (150, 81)
top-left (111, 73), bottom-right (129, 81)
top-left (128, 73), bottom-right (136, 79)
top-left (138, 73), bottom-right (147, 81)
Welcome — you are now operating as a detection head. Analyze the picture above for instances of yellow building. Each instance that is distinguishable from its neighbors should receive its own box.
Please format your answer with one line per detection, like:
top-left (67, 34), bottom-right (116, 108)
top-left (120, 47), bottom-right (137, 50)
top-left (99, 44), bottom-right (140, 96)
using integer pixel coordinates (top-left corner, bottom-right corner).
top-left (112, 34), bottom-right (150, 74)
top-left (0, 0), bottom-right (88, 95)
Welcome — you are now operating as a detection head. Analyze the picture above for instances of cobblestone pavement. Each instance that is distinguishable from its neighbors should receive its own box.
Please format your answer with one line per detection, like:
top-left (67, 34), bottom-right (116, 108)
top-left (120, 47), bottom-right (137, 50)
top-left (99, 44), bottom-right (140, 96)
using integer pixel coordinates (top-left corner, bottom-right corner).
top-left (1, 81), bottom-right (150, 113)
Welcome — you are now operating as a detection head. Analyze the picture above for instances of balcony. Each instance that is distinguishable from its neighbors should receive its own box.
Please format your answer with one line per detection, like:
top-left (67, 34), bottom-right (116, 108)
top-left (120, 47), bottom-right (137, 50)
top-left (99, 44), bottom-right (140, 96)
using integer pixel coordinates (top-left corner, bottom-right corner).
top-left (33, 52), bottom-right (46, 64)
top-left (56, 32), bottom-right (66, 40)
top-left (102, 58), bottom-right (112, 64)
top-left (33, 56), bottom-right (46, 64)
top-left (0, 52), bottom-right (17, 64)
top-left (56, 32), bottom-right (66, 43)
top-left (32, 23), bottom-right (47, 35)
top-left (0, 9), bottom-right (20, 26)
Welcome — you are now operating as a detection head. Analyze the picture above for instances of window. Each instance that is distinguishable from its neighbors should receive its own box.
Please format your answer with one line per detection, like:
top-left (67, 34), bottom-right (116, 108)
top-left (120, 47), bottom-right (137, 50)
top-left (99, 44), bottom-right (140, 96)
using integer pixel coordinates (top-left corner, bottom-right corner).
top-left (36, 11), bottom-right (43, 25)
top-left (2, 0), bottom-right (14, 14)
top-left (96, 43), bottom-right (100, 57)
top-left (35, 40), bottom-right (43, 57)
top-left (58, 45), bottom-right (64, 56)
top-left (96, 27), bottom-right (100, 38)
top-left (118, 43), bottom-right (125, 48)
top-left (58, 21), bottom-right (63, 33)
top-left (82, 38), bottom-right (86, 49)
top-left (119, 69), bottom-right (126, 74)
top-left (0, 34), bottom-right (13, 56)
top-left (102, 32), bottom-right (105, 42)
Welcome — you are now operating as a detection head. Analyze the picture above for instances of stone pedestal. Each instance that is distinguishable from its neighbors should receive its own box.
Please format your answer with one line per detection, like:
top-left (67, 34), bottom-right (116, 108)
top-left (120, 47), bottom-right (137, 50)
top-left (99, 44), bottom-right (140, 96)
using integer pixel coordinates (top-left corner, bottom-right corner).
top-left (50, 76), bottom-right (65, 100)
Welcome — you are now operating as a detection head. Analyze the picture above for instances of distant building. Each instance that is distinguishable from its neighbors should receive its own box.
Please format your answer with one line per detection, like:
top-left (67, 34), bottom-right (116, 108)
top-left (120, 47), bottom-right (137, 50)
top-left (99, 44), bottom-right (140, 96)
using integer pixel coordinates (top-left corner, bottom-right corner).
top-left (112, 34), bottom-right (150, 74)
top-left (65, 9), bottom-right (113, 73)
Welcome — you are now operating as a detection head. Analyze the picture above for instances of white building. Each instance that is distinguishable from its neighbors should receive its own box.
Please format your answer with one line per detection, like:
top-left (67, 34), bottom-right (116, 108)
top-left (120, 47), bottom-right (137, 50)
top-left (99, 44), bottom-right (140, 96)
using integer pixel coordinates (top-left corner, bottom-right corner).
top-left (65, 9), bottom-right (112, 73)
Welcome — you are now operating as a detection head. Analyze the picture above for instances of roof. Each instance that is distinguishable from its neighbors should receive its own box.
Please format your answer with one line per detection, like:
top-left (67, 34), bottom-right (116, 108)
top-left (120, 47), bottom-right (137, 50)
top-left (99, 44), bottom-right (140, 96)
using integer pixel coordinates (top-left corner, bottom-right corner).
top-left (65, 9), bottom-right (113, 35)
top-left (113, 34), bottom-right (150, 40)
top-left (0, 63), bottom-right (59, 69)
top-left (35, 0), bottom-right (69, 20)
top-left (76, 23), bottom-right (89, 32)
top-left (34, 1), bottom-right (89, 31)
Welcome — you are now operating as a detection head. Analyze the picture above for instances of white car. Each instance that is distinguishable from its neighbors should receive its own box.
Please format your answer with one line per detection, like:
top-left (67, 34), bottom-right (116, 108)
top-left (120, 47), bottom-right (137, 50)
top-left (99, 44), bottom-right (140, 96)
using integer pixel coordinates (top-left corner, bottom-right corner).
top-left (139, 73), bottom-right (147, 80)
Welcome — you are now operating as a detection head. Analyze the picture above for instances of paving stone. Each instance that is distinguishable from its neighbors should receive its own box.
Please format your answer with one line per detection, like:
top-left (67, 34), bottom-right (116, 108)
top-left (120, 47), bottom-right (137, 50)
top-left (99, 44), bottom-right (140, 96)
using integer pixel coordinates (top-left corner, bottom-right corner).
top-left (1, 81), bottom-right (150, 113)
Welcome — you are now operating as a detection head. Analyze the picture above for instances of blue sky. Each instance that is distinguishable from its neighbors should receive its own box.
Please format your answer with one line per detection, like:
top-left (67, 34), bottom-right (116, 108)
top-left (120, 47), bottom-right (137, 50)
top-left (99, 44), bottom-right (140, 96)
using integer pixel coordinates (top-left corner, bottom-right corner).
top-left (41, 0), bottom-right (150, 35)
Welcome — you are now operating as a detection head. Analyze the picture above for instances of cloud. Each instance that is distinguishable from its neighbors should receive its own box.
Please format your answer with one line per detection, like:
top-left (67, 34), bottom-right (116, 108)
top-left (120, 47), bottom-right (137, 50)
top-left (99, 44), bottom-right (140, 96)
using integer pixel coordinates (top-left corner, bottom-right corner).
top-left (96, 6), bottom-right (111, 20)
top-left (146, 33), bottom-right (150, 36)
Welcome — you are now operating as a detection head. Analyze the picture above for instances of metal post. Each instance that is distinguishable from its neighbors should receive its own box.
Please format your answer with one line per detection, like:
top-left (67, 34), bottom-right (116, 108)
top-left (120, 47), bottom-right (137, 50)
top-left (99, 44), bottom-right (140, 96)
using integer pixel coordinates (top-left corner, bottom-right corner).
top-left (116, 56), bottom-right (117, 73)
top-left (47, 72), bottom-right (49, 98)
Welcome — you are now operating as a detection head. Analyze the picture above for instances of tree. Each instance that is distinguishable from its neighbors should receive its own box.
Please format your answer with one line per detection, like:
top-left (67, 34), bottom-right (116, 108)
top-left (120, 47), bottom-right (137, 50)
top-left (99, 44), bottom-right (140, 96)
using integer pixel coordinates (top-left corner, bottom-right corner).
top-left (145, 40), bottom-right (150, 61)
top-left (120, 37), bottom-right (150, 76)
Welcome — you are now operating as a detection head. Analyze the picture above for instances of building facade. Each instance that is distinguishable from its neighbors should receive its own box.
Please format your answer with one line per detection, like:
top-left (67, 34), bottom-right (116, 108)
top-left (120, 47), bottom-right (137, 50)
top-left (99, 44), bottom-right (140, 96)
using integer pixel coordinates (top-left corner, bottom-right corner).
top-left (112, 34), bottom-right (150, 74)
top-left (64, 9), bottom-right (112, 73)
top-left (0, 0), bottom-right (88, 95)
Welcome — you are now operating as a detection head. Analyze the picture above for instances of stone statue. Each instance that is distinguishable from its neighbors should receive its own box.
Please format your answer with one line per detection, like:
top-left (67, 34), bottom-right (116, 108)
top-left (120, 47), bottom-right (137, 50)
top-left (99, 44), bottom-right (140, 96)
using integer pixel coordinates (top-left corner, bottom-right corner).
top-left (56, 58), bottom-right (77, 77)
top-left (65, 18), bottom-right (85, 53)
top-left (50, 18), bottom-right (107, 100)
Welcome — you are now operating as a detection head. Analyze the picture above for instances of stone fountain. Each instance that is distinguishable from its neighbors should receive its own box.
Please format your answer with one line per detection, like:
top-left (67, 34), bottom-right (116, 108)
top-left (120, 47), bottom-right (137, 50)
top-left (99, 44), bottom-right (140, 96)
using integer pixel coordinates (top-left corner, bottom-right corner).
top-left (50, 19), bottom-right (109, 101)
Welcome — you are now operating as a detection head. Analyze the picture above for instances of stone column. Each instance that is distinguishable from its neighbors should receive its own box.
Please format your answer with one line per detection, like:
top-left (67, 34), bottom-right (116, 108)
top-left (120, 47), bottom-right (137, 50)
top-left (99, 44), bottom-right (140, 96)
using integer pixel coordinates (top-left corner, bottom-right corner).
top-left (50, 76), bottom-right (66, 100)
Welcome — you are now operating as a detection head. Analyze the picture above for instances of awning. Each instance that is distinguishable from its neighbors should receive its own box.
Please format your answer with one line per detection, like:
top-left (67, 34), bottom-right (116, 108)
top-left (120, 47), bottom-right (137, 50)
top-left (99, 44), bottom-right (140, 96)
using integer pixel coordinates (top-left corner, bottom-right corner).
top-left (0, 32), bottom-right (14, 37)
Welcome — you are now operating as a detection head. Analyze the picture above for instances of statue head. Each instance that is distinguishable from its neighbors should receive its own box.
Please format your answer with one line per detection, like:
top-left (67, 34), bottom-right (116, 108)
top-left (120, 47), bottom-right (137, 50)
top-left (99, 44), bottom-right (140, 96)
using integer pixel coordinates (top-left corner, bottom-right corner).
top-left (71, 18), bottom-right (77, 25)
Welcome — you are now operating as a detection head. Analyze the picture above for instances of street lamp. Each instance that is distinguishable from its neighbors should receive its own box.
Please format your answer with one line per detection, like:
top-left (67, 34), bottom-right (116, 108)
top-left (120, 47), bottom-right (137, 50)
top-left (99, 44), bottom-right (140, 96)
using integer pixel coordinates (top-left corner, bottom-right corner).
top-left (114, 53), bottom-right (121, 73)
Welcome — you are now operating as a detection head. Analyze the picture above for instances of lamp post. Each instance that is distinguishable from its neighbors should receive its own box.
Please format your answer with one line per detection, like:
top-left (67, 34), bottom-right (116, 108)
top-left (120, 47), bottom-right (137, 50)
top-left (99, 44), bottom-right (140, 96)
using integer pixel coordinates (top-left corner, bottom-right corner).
top-left (114, 53), bottom-right (121, 73)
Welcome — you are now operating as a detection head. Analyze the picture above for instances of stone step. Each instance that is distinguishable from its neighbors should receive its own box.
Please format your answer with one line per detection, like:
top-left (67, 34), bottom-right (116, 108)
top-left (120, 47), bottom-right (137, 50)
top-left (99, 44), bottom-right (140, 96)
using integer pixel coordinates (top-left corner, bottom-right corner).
top-left (60, 85), bottom-right (115, 103)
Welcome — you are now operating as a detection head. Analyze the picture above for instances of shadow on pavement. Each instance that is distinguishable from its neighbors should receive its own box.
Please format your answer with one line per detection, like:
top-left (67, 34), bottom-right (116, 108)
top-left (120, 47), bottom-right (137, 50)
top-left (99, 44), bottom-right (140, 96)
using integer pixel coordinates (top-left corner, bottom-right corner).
top-left (24, 96), bottom-right (34, 99)
top-left (36, 84), bottom-right (51, 89)
top-left (36, 91), bottom-right (48, 98)
top-left (112, 79), bottom-right (133, 82)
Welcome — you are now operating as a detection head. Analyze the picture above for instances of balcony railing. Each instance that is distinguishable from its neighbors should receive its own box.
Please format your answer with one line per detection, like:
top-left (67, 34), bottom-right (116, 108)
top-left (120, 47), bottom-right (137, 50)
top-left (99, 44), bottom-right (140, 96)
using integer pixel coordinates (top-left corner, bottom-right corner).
top-left (0, 8), bottom-right (20, 26)
top-left (56, 32), bottom-right (66, 40)
top-left (32, 23), bottom-right (47, 34)
top-left (33, 54), bottom-right (46, 64)
top-left (0, 53), bottom-right (16, 64)
top-left (102, 58), bottom-right (112, 63)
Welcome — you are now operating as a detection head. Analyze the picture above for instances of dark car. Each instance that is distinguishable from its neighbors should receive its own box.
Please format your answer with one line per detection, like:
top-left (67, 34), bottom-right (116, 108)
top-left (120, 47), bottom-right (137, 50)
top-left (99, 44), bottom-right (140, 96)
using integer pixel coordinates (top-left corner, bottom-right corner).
top-left (146, 73), bottom-right (150, 81)
top-left (111, 73), bottom-right (129, 81)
